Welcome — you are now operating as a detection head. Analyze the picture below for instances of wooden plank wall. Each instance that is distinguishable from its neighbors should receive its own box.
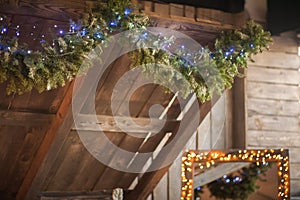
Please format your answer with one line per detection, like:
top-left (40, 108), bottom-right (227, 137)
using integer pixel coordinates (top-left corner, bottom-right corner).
top-left (150, 91), bottom-right (233, 200)
top-left (141, 1), bottom-right (246, 27)
top-left (246, 31), bottom-right (300, 195)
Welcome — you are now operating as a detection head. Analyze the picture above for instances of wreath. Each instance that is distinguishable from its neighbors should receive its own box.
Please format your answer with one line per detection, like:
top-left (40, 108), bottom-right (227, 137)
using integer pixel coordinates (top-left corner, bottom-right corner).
top-left (194, 163), bottom-right (272, 200)
top-left (0, 0), bottom-right (272, 102)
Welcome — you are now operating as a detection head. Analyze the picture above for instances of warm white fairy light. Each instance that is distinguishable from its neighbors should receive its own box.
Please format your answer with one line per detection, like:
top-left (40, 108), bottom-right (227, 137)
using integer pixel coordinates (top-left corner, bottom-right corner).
top-left (181, 149), bottom-right (290, 200)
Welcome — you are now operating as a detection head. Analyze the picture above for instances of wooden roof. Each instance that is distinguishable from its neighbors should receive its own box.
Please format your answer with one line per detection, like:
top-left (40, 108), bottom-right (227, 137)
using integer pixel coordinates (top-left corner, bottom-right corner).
top-left (0, 1), bottom-right (243, 199)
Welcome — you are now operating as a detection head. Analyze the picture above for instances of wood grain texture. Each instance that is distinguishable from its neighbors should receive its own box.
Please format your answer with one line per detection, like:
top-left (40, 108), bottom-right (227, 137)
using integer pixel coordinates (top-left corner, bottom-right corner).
top-left (247, 81), bottom-right (300, 101)
top-left (247, 130), bottom-right (300, 148)
top-left (248, 114), bottom-right (300, 132)
top-left (250, 51), bottom-right (300, 69)
top-left (248, 98), bottom-right (300, 117)
top-left (0, 110), bottom-right (54, 126)
top-left (74, 114), bottom-right (180, 133)
top-left (247, 65), bottom-right (300, 85)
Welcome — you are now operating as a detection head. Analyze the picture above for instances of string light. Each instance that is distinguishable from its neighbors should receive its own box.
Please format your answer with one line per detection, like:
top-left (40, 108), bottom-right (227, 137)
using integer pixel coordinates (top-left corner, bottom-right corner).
top-left (181, 149), bottom-right (290, 200)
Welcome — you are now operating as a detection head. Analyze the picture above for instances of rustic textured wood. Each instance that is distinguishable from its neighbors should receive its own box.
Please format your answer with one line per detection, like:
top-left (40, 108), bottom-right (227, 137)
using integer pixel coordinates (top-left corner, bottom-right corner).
top-left (247, 65), bottom-right (300, 85)
top-left (153, 173), bottom-right (168, 200)
top-left (247, 81), bottom-right (300, 101)
top-left (232, 74), bottom-right (246, 148)
top-left (248, 98), bottom-right (300, 117)
top-left (290, 163), bottom-right (300, 179)
top-left (170, 3), bottom-right (184, 17)
top-left (270, 31), bottom-right (298, 54)
top-left (143, 1), bottom-right (153, 12)
top-left (125, 100), bottom-right (212, 200)
top-left (21, 40), bottom-right (121, 199)
top-left (74, 114), bottom-right (179, 133)
top-left (184, 5), bottom-right (195, 19)
top-left (247, 130), bottom-right (300, 147)
top-left (16, 82), bottom-right (75, 200)
top-left (5, 127), bottom-right (48, 194)
top-left (0, 110), bottom-right (54, 126)
top-left (0, 0), bottom-right (87, 21)
top-left (0, 126), bottom-right (27, 192)
top-left (197, 113), bottom-right (212, 149)
top-left (251, 51), bottom-right (300, 69)
top-left (154, 3), bottom-right (169, 17)
top-left (248, 114), bottom-right (300, 132)
top-left (40, 190), bottom-right (114, 200)
top-left (211, 94), bottom-right (226, 149)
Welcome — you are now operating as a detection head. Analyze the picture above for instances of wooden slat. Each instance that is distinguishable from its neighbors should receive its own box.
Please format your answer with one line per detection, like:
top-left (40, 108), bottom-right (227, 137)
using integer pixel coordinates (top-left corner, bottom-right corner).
top-left (40, 190), bottom-right (114, 200)
top-left (0, 2), bottom-right (85, 22)
top-left (291, 180), bottom-right (300, 196)
top-left (0, 126), bottom-right (27, 192)
top-left (248, 114), bottom-right (300, 132)
top-left (247, 82), bottom-right (300, 101)
top-left (20, 41), bottom-right (121, 199)
top-left (170, 3), bottom-right (184, 17)
top-left (153, 173), bottom-right (168, 200)
top-left (45, 131), bottom-right (87, 191)
top-left (0, 110), bottom-right (54, 127)
top-left (184, 5), bottom-right (195, 19)
top-left (5, 127), bottom-right (47, 194)
top-left (154, 3), bottom-right (170, 17)
top-left (125, 100), bottom-right (212, 200)
top-left (247, 130), bottom-right (300, 148)
top-left (74, 114), bottom-right (180, 133)
top-left (251, 51), bottom-right (300, 69)
top-left (290, 163), bottom-right (300, 179)
top-left (16, 82), bottom-right (75, 200)
top-left (248, 98), bottom-right (300, 117)
top-left (64, 132), bottom-right (120, 191)
top-left (270, 31), bottom-right (298, 54)
top-left (211, 94), bottom-right (226, 149)
top-left (247, 65), bottom-right (300, 85)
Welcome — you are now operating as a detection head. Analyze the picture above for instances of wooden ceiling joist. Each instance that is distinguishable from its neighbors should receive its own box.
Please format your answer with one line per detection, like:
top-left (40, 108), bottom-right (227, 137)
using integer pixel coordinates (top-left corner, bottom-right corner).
top-left (73, 114), bottom-right (180, 133)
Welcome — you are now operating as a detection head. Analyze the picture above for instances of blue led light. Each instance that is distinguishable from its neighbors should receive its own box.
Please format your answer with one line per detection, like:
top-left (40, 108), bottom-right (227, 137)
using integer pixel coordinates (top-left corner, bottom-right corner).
top-left (94, 32), bottom-right (103, 39)
top-left (110, 21), bottom-right (118, 27)
top-left (58, 30), bottom-right (64, 35)
top-left (80, 29), bottom-right (87, 36)
top-left (124, 8), bottom-right (132, 15)
top-left (1, 27), bottom-right (7, 33)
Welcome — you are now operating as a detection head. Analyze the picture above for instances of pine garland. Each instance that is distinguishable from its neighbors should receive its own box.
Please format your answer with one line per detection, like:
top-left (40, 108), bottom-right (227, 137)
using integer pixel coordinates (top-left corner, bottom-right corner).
top-left (0, 0), bottom-right (272, 101)
top-left (0, 0), bottom-right (150, 95)
top-left (130, 21), bottom-right (272, 102)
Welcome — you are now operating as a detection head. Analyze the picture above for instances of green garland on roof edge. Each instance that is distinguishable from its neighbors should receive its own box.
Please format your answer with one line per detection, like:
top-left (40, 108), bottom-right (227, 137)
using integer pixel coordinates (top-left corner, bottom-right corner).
top-left (0, 0), bottom-right (272, 103)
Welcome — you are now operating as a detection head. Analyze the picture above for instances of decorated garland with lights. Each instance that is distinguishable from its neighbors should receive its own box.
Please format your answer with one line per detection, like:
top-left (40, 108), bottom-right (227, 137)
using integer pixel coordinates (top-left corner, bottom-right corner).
top-left (0, 0), bottom-right (272, 102)
top-left (194, 163), bottom-right (272, 200)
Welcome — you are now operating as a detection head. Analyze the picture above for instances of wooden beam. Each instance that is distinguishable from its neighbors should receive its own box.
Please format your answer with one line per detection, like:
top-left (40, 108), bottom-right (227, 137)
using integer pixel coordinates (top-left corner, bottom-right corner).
top-left (194, 162), bottom-right (250, 187)
top-left (39, 190), bottom-right (116, 200)
top-left (232, 69), bottom-right (247, 148)
top-left (0, 110), bottom-right (54, 127)
top-left (125, 100), bottom-right (212, 200)
top-left (73, 114), bottom-right (180, 133)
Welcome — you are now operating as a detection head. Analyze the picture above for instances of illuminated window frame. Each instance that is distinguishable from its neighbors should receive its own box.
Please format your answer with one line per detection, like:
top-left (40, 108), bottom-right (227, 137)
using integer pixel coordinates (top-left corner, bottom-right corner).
top-left (181, 149), bottom-right (290, 200)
